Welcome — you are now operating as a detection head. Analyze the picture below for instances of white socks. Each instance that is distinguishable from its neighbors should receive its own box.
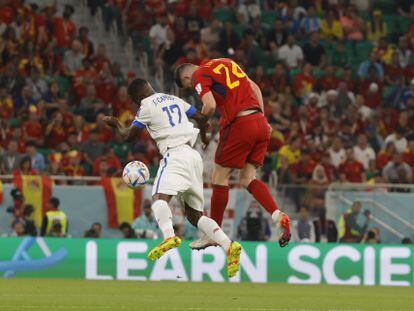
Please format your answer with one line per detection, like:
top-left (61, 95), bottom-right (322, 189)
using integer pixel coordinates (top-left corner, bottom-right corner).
top-left (197, 216), bottom-right (231, 251)
top-left (152, 200), bottom-right (174, 239)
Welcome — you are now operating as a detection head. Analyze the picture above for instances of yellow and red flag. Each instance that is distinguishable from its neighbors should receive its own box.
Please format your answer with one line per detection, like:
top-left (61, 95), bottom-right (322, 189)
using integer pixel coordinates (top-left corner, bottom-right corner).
top-left (101, 177), bottom-right (142, 228)
top-left (13, 174), bottom-right (53, 226)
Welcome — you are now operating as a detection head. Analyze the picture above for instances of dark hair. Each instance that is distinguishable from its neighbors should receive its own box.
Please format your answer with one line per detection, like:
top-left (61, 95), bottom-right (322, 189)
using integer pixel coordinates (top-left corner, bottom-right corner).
top-left (402, 237), bottom-right (412, 244)
top-left (26, 142), bottom-right (35, 148)
top-left (49, 197), bottom-right (60, 209)
top-left (92, 222), bottom-right (102, 229)
top-left (119, 222), bottom-right (131, 230)
top-left (174, 63), bottom-right (193, 88)
top-left (19, 156), bottom-right (32, 170)
top-left (127, 78), bottom-right (150, 103)
top-left (24, 204), bottom-right (34, 217)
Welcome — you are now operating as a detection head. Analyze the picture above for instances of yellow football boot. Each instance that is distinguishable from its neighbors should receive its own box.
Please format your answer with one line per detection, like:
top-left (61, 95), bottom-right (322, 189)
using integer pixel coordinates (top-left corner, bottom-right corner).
top-left (227, 241), bottom-right (242, 278)
top-left (147, 236), bottom-right (182, 260)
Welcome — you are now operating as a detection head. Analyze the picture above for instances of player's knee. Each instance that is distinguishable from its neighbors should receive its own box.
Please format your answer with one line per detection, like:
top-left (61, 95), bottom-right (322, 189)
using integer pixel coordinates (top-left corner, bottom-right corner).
top-left (239, 177), bottom-right (253, 189)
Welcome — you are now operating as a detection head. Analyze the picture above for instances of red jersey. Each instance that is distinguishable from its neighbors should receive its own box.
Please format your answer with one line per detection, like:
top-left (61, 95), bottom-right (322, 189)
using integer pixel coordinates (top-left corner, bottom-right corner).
top-left (339, 160), bottom-right (364, 183)
top-left (192, 58), bottom-right (260, 126)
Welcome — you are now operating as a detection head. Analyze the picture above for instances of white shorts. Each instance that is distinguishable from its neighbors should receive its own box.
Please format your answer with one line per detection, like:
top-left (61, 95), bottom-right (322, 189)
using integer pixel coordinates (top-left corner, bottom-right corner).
top-left (152, 144), bottom-right (204, 211)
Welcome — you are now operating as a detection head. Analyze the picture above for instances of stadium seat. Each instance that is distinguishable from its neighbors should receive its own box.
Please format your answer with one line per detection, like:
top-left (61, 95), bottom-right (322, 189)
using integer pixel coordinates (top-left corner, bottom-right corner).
top-left (382, 14), bottom-right (396, 37)
top-left (355, 41), bottom-right (373, 60)
top-left (373, 0), bottom-right (396, 14)
top-left (398, 17), bottom-right (414, 33)
top-left (212, 8), bottom-right (235, 22)
top-left (232, 24), bottom-right (246, 38)
top-left (289, 68), bottom-right (301, 81)
top-left (261, 11), bottom-right (278, 27)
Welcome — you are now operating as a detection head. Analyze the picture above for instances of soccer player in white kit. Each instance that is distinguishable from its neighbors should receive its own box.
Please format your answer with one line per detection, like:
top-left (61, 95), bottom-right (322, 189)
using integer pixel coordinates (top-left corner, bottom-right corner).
top-left (103, 79), bottom-right (241, 278)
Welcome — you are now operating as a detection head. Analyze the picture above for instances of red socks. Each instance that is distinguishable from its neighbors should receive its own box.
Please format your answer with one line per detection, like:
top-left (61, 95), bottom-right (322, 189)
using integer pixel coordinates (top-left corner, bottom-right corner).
top-left (247, 179), bottom-right (279, 215)
top-left (210, 184), bottom-right (229, 226)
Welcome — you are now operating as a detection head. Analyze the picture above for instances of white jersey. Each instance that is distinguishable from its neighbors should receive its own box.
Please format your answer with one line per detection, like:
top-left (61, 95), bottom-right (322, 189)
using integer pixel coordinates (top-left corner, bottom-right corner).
top-left (132, 93), bottom-right (199, 156)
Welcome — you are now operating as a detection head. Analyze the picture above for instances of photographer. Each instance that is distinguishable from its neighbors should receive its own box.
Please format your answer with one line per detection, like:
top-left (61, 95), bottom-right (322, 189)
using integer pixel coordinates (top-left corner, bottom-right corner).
top-left (40, 197), bottom-right (68, 237)
top-left (338, 201), bottom-right (370, 243)
top-left (84, 222), bottom-right (102, 238)
top-left (361, 227), bottom-right (381, 244)
top-left (7, 188), bottom-right (25, 221)
top-left (131, 200), bottom-right (160, 239)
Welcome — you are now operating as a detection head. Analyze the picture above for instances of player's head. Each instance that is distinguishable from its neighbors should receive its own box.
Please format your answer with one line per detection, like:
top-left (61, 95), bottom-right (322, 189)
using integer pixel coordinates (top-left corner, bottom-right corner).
top-left (174, 63), bottom-right (197, 89)
top-left (127, 78), bottom-right (154, 104)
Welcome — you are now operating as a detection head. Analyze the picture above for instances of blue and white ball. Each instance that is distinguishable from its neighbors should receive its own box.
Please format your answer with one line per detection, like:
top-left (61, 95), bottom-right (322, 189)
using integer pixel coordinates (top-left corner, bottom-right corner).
top-left (122, 161), bottom-right (150, 188)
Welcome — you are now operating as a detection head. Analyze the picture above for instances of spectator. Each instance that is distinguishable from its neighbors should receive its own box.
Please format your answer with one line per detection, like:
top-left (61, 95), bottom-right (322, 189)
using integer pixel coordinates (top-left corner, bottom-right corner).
top-left (377, 142), bottom-right (396, 170)
top-left (200, 19), bottom-right (221, 52)
top-left (339, 147), bottom-right (366, 183)
top-left (237, 201), bottom-right (270, 241)
top-left (402, 237), bottom-right (412, 244)
top-left (338, 201), bottom-right (370, 243)
top-left (149, 16), bottom-right (169, 52)
top-left (21, 204), bottom-right (37, 236)
top-left (18, 156), bottom-right (36, 175)
top-left (93, 147), bottom-right (121, 177)
top-left (42, 80), bottom-right (67, 119)
top-left (396, 37), bottom-right (411, 68)
top-left (22, 109), bottom-right (44, 146)
top-left (292, 207), bottom-right (315, 242)
top-left (82, 129), bottom-right (106, 168)
top-left (77, 85), bottom-right (106, 123)
top-left (26, 68), bottom-right (47, 102)
top-left (294, 63), bottom-right (316, 99)
top-left (382, 153), bottom-right (412, 183)
top-left (358, 52), bottom-right (384, 80)
top-left (361, 227), bottom-right (381, 244)
top-left (313, 207), bottom-right (338, 242)
top-left (53, 5), bottom-right (76, 48)
top-left (385, 127), bottom-right (408, 153)
top-left (237, 0), bottom-right (261, 24)
top-left (353, 134), bottom-right (376, 169)
top-left (340, 5), bottom-right (365, 41)
top-left (26, 143), bottom-right (45, 173)
top-left (266, 20), bottom-right (287, 53)
top-left (92, 44), bottom-right (110, 72)
top-left (302, 32), bottom-right (326, 68)
top-left (79, 26), bottom-right (94, 58)
top-left (278, 136), bottom-right (302, 168)
top-left (132, 200), bottom-right (159, 239)
top-left (218, 21), bottom-right (240, 55)
top-left (63, 39), bottom-right (84, 76)
top-left (300, 6), bottom-right (321, 34)
top-left (119, 222), bottom-right (137, 239)
top-left (0, 140), bottom-right (23, 174)
top-left (84, 222), bottom-right (102, 238)
top-left (367, 11), bottom-right (387, 42)
top-left (0, 82), bottom-right (14, 119)
top-left (320, 10), bottom-right (343, 41)
top-left (8, 221), bottom-right (26, 237)
top-left (14, 85), bottom-right (36, 115)
top-left (63, 150), bottom-right (85, 178)
top-left (402, 138), bottom-right (414, 168)
top-left (45, 112), bottom-right (68, 149)
top-left (373, 37), bottom-right (394, 65)
top-left (278, 35), bottom-right (303, 69)
top-left (40, 197), bottom-right (68, 237)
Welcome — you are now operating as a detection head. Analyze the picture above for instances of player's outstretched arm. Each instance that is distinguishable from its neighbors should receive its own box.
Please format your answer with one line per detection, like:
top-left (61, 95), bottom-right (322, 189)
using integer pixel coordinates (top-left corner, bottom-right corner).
top-left (190, 111), bottom-right (210, 147)
top-left (103, 116), bottom-right (140, 141)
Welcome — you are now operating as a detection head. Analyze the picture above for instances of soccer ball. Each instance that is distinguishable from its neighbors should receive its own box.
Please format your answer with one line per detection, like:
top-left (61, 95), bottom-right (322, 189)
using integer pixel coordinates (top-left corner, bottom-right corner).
top-left (122, 161), bottom-right (150, 188)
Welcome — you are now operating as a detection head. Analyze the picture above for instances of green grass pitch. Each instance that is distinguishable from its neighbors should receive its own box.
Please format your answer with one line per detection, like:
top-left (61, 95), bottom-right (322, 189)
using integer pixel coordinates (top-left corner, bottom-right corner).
top-left (0, 279), bottom-right (413, 310)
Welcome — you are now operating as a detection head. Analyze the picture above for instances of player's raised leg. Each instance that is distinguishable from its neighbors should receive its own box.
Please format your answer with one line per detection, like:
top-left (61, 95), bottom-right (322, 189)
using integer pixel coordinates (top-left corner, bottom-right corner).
top-left (239, 163), bottom-right (291, 247)
top-left (185, 204), bottom-right (241, 278)
top-left (189, 163), bottom-right (232, 250)
top-left (147, 193), bottom-right (182, 260)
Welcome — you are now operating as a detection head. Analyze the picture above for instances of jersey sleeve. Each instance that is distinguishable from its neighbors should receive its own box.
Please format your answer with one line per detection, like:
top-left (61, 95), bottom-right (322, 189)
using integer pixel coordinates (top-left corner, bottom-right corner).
top-left (177, 97), bottom-right (197, 118)
top-left (192, 67), bottom-right (213, 98)
top-left (132, 102), bottom-right (151, 129)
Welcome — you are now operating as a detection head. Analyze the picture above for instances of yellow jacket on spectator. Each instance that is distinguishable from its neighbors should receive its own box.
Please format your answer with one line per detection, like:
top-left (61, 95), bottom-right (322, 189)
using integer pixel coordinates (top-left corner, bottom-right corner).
top-left (320, 19), bottom-right (343, 40)
top-left (277, 145), bottom-right (301, 168)
top-left (367, 21), bottom-right (387, 42)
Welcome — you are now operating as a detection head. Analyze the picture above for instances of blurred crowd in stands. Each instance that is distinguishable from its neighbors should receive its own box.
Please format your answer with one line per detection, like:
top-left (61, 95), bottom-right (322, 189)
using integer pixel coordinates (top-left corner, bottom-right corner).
top-left (2, 0), bottom-right (414, 243)
top-left (0, 0), bottom-right (413, 192)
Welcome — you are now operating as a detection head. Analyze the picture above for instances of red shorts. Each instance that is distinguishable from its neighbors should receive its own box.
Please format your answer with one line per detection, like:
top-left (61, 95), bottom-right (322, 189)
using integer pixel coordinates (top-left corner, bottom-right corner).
top-left (215, 112), bottom-right (270, 169)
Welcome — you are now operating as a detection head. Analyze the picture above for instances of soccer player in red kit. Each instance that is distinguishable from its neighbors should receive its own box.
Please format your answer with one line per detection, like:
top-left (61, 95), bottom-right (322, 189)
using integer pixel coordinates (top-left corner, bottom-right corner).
top-left (174, 58), bottom-right (291, 249)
